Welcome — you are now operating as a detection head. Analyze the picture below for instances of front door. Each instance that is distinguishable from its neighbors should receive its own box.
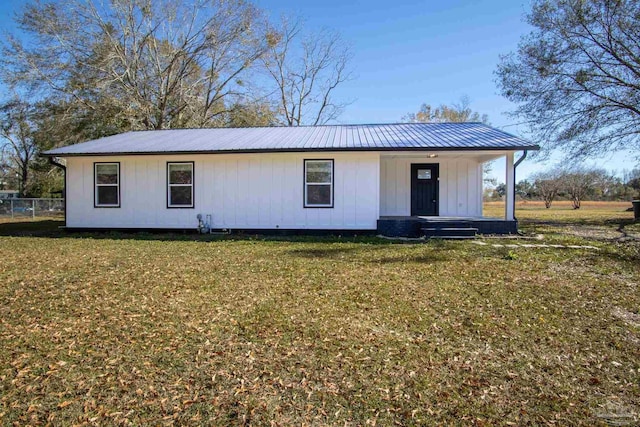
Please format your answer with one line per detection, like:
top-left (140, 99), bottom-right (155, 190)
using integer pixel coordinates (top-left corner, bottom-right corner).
top-left (411, 163), bottom-right (439, 216)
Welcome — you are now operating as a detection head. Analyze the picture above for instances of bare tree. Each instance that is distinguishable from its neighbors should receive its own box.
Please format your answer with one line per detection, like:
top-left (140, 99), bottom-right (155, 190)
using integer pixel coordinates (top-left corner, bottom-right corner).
top-left (560, 168), bottom-right (599, 209)
top-left (496, 0), bottom-right (640, 157)
top-left (403, 96), bottom-right (489, 124)
top-left (262, 19), bottom-right (353, 126)
top-left (2, 0), bottom-right (276, 131)
top-left (404, 97), bottom-right (494, 181)
top-left (532, 170), bottom-right (563, 208)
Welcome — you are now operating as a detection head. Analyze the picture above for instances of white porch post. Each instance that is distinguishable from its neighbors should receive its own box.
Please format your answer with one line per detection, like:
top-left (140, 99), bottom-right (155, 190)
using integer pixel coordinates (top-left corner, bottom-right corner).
top-left (505, 152), bottom-right (515, 221)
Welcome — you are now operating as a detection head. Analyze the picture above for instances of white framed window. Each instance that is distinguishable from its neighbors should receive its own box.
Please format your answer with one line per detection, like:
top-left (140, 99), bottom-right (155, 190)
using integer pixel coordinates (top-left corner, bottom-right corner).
top-left (167, 162), bottom-right (194, 208)
top-left (94, 162), bottom-right (120, 208)
top-left (304, 159), bottom-right (334, 208)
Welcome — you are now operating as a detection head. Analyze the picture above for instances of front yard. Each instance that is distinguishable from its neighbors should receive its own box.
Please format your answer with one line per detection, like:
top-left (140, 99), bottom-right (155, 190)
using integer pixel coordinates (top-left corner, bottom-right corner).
top-left (0, 206), bottom-right (639, 425)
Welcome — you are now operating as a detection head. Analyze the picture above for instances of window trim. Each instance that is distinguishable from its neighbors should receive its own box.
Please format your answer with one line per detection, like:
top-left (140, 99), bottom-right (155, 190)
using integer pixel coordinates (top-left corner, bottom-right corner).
top-left (94, 162), bottom-right (120, 208)
top-left (166, 161), bottom-right (195, 209)
top-left (303, 159), bottom-right (334, 208)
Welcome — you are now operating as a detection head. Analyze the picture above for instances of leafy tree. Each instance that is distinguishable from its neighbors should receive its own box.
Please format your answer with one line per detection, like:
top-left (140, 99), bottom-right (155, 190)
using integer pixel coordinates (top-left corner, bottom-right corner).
top-left (225, 101), bottom-right (279, 128)
top-left (494, 183), bottom-right (507, 199)
top-left (587, 169), bottom-right (620, 200)
top-left (403, 96), bottom-right (489, 124)
top-left (496, 0), bottom-right (640, 157)
top-left (262, 19), bottom-right (353, 126)
top-left (0, 99), bottom-right (67, 196)
top-left (515, 179), bottom-right (535, 199)
top-left (0, 100), bottom-right (38, 196)
top-left (626, 168), bottom-right (640, 198)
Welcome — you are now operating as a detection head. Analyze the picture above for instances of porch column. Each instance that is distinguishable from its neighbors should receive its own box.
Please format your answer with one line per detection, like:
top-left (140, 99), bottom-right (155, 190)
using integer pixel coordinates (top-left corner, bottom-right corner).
top-left (505, 152), bottom-right (515, 221)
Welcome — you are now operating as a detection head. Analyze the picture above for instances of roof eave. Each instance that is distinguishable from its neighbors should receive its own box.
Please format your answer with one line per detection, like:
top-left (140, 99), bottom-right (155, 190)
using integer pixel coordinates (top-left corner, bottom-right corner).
top-left (42, 145), bottom-right (540, 157)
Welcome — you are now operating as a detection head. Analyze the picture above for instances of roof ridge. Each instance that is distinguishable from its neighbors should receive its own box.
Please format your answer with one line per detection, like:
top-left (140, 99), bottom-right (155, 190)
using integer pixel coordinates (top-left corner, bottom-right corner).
top-left (124, 122), bottom-right (490, 131)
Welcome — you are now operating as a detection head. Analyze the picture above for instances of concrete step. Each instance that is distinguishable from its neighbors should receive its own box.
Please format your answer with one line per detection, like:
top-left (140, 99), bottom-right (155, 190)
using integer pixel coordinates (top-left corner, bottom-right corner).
top-left (421, 227), bottom-right (478, 238)
top-left (427, 235), bottom-right (477, 240)
top-left (421, 221), bottom-right (473, 229)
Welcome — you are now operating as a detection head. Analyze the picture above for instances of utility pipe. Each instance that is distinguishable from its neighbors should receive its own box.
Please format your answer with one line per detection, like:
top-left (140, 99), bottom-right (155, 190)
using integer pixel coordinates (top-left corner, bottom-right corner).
top-left (512, 150), bottom-right (528, 223)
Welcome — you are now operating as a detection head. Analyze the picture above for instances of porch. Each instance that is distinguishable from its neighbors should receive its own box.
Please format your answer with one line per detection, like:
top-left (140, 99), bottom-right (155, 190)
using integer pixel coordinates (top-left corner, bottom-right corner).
top-left (377, 150), bottom-right (519, 237)
top-left (377, 216), bottom-right (517, 238)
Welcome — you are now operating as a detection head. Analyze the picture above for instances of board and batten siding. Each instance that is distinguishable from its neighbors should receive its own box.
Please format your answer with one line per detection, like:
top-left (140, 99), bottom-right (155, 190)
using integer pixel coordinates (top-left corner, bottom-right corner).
top-left (380, 156), bottom-right (483, 217)
top-left (66, 152), bottom-right (380, 230)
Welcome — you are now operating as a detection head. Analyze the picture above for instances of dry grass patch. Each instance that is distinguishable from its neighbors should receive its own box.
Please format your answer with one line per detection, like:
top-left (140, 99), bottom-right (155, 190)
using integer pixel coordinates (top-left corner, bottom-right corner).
top-left (0, 220), bottom-right (639, 425)
top-left (485, 201), bottom-right (639, 242)
top-left (484, 200), bottom-right (635, 222)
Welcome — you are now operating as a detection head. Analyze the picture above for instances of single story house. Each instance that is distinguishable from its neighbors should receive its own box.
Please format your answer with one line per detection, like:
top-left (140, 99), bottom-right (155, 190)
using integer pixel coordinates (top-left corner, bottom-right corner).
top-left (43, 123), bottom-right (538, 237)
top-left (0, 190), bottom-right (20, 199)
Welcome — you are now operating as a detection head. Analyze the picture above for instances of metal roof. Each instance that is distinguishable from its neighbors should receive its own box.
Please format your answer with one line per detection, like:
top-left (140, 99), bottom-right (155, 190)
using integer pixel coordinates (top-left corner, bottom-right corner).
top-left (43, 122), bottom-right (538, 157)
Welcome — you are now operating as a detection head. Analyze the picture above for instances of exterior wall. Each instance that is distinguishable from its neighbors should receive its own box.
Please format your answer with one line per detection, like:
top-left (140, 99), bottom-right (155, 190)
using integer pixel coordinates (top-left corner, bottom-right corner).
top-left (66, 152), bottom-right (380, 230)
top-left (380, 156), bottom-right (483, 217)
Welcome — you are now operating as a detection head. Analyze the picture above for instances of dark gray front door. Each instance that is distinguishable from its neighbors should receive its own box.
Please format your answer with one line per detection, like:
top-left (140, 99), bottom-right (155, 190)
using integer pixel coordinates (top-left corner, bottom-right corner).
top-left (411, 163), bottom-right (439, 216)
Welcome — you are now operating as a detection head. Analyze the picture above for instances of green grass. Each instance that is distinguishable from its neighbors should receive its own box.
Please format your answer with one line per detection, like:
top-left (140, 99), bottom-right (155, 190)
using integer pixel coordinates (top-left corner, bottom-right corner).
top-left (0, 207), bottom-right (639, 425)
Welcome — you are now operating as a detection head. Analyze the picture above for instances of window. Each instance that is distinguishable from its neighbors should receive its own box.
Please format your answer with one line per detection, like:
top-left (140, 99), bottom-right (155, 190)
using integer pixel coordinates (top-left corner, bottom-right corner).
top-left (417, 169), bottom-right (432, 180)
top-left (167, 162), bottom-right (194, 208)
top-left (304, 159), bottom-right (333, 208)
top-left (94, 162), bottom-right (120, 207)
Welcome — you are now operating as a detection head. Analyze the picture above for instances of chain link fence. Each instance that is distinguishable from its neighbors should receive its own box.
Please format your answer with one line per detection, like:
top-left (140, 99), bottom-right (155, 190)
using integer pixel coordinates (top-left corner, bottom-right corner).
top-left (0, 198), bottom-right (64, 220)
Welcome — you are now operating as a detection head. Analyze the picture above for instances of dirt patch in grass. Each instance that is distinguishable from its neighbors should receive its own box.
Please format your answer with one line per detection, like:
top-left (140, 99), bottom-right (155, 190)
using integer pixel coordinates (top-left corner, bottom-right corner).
top-left (0, 214), bottom-right (639, 425)
top-left (612, 307), bottom-right (640, 329)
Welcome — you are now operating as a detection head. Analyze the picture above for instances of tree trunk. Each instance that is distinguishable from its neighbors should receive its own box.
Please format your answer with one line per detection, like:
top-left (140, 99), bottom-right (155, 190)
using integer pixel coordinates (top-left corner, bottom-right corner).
top-left (20, 164), bottom-right (28, 197)
top-left (572, 197), bottom-right (580, 209)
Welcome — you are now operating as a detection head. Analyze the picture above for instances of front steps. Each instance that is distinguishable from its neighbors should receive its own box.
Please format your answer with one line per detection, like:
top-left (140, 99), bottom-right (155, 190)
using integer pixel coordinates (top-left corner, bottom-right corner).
top-left (421, 227), bottom-right (478, 239)
top-left (377, 217), bottom-right (518, 238)
top-left (421, 220), bottom-right (478, 239)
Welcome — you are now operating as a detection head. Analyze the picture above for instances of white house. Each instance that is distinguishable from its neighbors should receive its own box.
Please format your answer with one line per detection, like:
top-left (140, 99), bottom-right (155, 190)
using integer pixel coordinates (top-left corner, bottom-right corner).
top-left (0, 190), bottom-right (20, 199)
top-left (44, 123), bottom-right (538, 237)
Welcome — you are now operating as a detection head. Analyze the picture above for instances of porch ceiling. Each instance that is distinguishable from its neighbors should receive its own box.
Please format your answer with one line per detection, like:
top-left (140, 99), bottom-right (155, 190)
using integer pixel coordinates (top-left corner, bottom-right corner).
top-left (379, 150), bottom-right (511, 162)
top-left (379, 215), bottom-right (505, 221)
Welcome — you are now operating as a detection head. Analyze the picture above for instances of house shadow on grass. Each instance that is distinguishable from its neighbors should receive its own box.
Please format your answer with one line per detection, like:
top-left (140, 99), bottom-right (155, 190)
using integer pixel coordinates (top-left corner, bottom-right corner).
top-left (0, 219), bottom-right (440, 247)
top-left (0, 219), bottom-right (65, 236)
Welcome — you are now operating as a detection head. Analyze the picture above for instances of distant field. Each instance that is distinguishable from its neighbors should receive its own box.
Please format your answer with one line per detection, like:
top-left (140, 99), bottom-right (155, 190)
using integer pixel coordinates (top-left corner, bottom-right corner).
top-left (485, 200), bottom-right (636, 223)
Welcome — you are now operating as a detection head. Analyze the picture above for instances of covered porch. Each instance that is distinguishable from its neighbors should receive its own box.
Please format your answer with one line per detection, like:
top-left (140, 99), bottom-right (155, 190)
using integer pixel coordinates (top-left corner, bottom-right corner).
top-left (377, 150), bottom-right (519, 237)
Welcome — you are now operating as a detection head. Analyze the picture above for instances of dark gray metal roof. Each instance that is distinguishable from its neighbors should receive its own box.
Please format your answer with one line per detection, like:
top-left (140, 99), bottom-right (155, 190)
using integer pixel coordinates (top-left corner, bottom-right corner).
top-left (43, 122), bottom-right (538, 156)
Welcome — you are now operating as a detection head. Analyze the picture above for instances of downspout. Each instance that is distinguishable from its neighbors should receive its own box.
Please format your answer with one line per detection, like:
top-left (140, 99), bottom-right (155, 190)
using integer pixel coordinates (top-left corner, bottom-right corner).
top-left (48, 157), bottom-right (67, 228)
top-left (513, 150), bottom-right (528, 226)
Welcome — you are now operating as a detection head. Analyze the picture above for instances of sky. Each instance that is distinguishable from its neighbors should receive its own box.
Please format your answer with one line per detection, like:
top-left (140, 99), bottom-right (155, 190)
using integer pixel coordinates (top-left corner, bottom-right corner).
top-left (253, 0), bottom-right (638, 181)
top-left (1, 0), bottom-right (638, 182)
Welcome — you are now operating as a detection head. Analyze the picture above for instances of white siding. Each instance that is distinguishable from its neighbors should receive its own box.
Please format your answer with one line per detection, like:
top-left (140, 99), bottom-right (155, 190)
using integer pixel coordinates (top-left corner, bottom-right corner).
top-left (66, 152), bottom-right (380, 230)
top-left (379, 156), bottom-right (483, 217)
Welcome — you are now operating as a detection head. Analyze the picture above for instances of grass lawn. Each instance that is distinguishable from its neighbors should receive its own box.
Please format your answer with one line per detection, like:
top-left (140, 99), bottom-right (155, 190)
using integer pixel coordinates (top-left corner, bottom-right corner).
top-left (1, 204), bottom-right (639, 425)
